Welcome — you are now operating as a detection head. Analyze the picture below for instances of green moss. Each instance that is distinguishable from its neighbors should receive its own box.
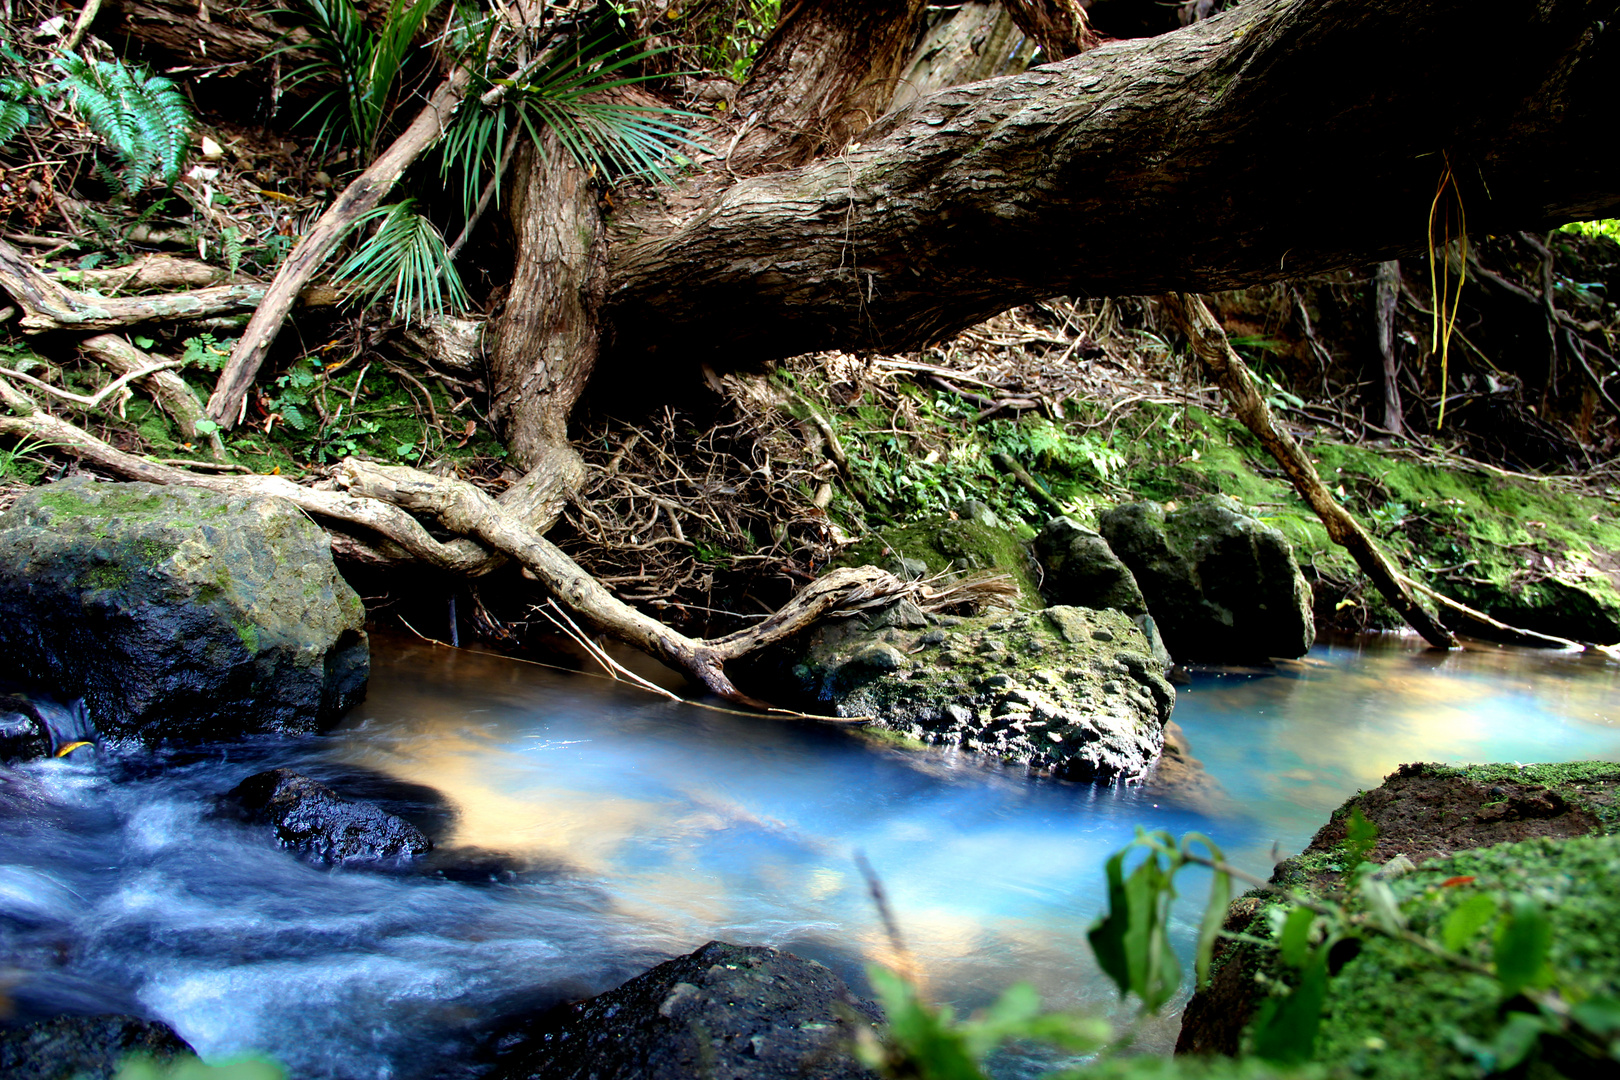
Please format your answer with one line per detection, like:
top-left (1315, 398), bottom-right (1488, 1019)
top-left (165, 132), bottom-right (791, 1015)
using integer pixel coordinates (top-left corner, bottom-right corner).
top-left (135, 537), bottom-right (177, 566)
top-left (232, 617), bottom-right (259, 654)
top-left (78, 563), bottom-right (131, 590)
top-left (37, 488), bottom-right (168, 519)
top-left (1315, 834), bottom-right (1620, 1079)
top-left (832, 517), bottom-right (1043, 608)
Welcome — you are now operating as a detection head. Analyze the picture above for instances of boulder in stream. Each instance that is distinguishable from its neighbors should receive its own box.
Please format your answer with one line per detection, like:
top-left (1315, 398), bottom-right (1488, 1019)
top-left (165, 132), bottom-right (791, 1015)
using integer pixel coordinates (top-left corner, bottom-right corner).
top-left (765, 603), bottom-right (1175, 782)
top-left (221, 768), bottom-right (432, 864)
top-left (1099, 494), bottom-right (1314, 662)
top-left (488, 941), bottom-right (877, 1080)
top-left (0, 476), bottom-right (369, 741)
top-left (1033, 516), bottom-right (1148, 616)
top-left (0, 1014), bottom-right (195, 1080)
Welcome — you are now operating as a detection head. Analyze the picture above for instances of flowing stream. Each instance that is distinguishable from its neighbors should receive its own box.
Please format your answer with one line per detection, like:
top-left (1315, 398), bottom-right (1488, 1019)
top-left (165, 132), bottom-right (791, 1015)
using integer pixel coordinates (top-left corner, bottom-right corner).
top-left (2, 632), bottom-right (1618, 1078)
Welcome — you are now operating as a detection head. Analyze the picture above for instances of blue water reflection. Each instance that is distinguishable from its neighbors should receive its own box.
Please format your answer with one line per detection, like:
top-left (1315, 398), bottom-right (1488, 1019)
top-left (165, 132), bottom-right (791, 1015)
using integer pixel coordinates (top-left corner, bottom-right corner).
top-left (1, 631), bottom-right (1616, 1078)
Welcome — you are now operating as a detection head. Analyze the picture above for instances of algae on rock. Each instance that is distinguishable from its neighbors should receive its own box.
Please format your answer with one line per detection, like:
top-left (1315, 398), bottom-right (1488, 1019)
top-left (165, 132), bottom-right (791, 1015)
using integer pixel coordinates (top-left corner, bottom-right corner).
top-left (0, 476), bottom-right (369, 741)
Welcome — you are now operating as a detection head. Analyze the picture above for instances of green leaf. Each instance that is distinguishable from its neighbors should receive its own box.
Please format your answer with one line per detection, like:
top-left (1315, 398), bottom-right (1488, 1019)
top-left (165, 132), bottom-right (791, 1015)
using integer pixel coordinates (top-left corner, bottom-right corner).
top-left (1490, 1010), bottom-right (1550, 1071)
top-left (1277, 905), bottom-right (1317, 969)
top-left (1087, 849), bottom-right (1131, 998)
top-left (1343, 805), bottom-right (1378, 868)
top-left (332, 199), bottom-right (468, 324)
top-left (1442, 892), bottom-right (1498, 952)
top-left (193, 418), bottom-right (220, 436)
top-left (1251, 942), bottom-right (1331, 1066)
top-left (1495, 896), bottom-right (1553, 997)
top-left (1185, 832), bottom-right (1231, 988)
top-left (133, 335), bottom-right (156, 350)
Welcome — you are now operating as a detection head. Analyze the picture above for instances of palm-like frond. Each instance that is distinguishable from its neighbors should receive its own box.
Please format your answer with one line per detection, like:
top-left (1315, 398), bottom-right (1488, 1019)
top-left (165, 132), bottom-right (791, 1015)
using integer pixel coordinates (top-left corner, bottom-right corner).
top-left (53, 54), bottom-right (193, 192)
top-left (332, 199), bottom-right (468, 324)
top-left (441, 25), bottom-right (706, 221)
top-left (285, 0), bottom-right (442, 161)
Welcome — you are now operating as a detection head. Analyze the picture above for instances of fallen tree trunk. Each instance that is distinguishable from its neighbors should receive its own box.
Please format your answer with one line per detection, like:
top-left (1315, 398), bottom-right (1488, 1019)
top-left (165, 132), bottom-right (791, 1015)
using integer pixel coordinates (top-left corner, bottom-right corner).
top-left (602, 0), bottom-right (1620, 375)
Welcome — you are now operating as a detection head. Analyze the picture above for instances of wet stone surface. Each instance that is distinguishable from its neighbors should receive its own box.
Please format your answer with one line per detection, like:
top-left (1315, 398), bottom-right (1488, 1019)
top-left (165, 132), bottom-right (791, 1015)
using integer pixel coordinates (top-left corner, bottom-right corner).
top-left (767, 603), bottom-right (1175, 782)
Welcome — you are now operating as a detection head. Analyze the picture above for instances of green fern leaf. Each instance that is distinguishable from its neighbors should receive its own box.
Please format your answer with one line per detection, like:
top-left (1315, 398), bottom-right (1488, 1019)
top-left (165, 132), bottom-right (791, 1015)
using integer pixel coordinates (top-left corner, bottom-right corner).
top-left (54, 53), bottom-right (193, 193)
top-left (0, 100), bottom-right (29, 148)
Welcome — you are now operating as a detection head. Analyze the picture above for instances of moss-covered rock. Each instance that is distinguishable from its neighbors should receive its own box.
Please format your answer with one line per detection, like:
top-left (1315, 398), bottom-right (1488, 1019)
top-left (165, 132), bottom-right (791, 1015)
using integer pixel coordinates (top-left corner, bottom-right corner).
top-left (1177, 761), bottom-right (1620, 1075)
top-left (831, 516), bottom-right (1045, 609)
top-left (1315, 834), bottom-right (1620, 1079)
top-left (764, 602), bottom-right (1174, 782)
top-left (1100, 495), bottom-right (1314, 662)
top-left (0, 476), bottom-right (369, 741)
top-left (1034, 516), bottom-right (1148, 615)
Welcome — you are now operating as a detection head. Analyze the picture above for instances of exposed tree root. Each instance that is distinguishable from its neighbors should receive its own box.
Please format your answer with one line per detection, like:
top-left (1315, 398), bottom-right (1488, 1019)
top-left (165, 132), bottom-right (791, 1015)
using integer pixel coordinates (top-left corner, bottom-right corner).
top-left (0, 377), bottom-right (950, 707)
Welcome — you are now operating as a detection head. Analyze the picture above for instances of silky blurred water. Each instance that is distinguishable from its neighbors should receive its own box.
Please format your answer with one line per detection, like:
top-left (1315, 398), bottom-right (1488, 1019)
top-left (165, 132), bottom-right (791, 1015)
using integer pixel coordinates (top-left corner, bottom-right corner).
top-left (0, 631), bottom-right (1616, 1078)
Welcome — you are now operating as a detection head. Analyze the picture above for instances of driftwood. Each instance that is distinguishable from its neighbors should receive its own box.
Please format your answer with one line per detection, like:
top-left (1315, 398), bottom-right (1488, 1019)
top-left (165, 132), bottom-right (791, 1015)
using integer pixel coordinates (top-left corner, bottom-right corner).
top-left (0, 237), bottom-right (337, 332)
top-left (1168, 292), bottom-right (1461, 650)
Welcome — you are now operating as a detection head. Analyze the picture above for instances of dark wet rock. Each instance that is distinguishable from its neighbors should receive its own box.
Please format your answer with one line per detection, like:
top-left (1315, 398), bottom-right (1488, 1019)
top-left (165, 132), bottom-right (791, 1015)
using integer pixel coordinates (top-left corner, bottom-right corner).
top-left (0, 707), bottom-right (49, 763)
top-left (1099, 494), bottom-right (1313, 662)
top-left (0, 476), bottom-right (368, 741)
top-left (0, 691), bottom-right (96, 763)
top-left (222, 768), bottom-right (431, 864)
top-left (487, 941), bottom-right (877, 1080)
top-left (762, 603), bottom-right (1174, 782)
top-left (0, 1014), bottom-right (195, 1080)
top-left (1034, 516), bottom-right (1148, 617)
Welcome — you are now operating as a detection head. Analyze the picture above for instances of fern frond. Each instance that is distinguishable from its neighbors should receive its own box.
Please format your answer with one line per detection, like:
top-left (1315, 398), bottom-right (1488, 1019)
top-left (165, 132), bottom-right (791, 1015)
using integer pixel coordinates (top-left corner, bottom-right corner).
top-left (333, 199), bottom-right (468, 324)
top-left (0, 100), bottom-right (30, 148)
top-left (53, 53), bottom-right (194, 193)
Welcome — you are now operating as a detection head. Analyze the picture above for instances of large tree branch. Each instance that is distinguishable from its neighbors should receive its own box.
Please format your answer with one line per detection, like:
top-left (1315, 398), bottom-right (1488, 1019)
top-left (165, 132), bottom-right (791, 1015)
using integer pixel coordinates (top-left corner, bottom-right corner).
top-left (603, 0), bottom-right (1620, 374)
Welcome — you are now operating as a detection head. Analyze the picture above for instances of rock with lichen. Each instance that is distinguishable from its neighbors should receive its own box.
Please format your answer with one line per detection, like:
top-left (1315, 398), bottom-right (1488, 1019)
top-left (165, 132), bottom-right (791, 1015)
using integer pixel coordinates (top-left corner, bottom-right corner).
top-left (763, 602), bottom-right (1175, 782)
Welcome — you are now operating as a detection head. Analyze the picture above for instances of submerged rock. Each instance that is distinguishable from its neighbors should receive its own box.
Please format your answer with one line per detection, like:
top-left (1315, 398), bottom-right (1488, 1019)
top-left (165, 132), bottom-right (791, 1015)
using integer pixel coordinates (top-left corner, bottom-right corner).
top-left (0, 476), bottom-right (369, 741)
top-left (767, 603), bottom-right (1174, 782)
top-left (1099, 494), bottom-right (1313, 662)
top-left (488, 941), bottom-right (877, 1080)
top-left (221, 768), bottom-right (431, 864)
top-left (0, 1014), bottom-right (194, 1080)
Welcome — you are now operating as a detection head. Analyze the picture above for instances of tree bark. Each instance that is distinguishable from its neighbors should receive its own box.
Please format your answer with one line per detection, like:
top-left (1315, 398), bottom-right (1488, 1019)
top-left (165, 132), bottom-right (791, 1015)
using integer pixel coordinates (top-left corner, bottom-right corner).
top-left (1001, 0), bottom-right (1094, 59)
top-left (485, 135), bottom-right (605, 528)
top-left (892, 3), bottom-right (1034, 113)
top-left (602, 0), bottom-right (1620, 376)
top-left (729, 0), bottom-right (929, 171)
